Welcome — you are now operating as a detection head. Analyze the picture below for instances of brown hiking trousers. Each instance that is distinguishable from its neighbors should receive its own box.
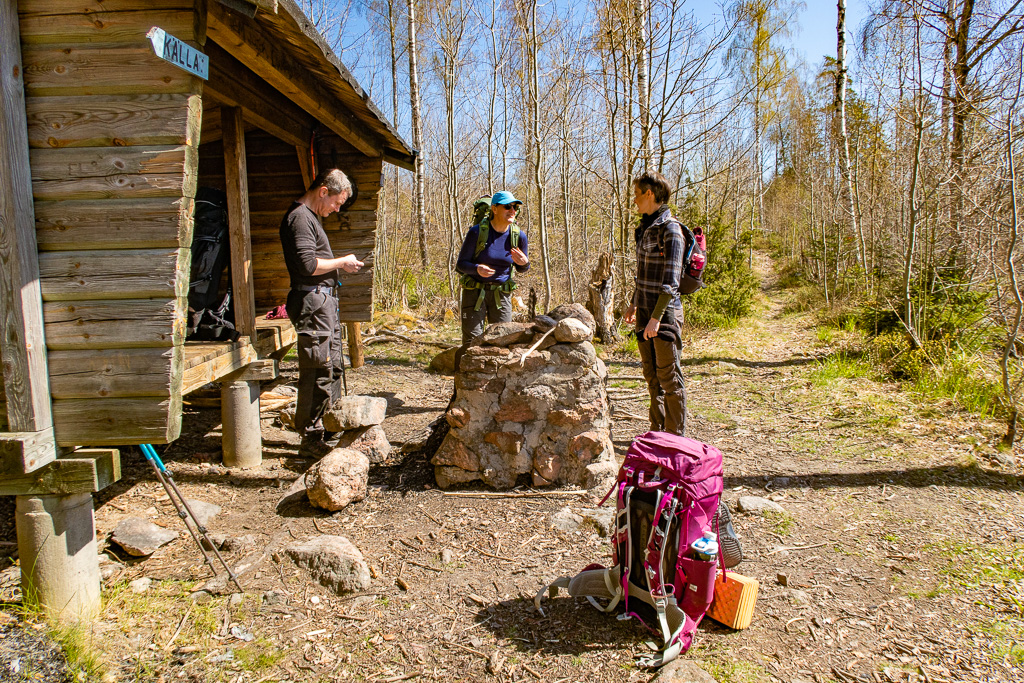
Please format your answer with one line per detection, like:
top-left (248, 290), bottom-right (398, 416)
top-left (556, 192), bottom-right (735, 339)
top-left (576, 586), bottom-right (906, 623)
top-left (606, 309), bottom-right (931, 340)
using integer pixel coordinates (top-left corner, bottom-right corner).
top-left (636, 307), bottom-right (688, 436)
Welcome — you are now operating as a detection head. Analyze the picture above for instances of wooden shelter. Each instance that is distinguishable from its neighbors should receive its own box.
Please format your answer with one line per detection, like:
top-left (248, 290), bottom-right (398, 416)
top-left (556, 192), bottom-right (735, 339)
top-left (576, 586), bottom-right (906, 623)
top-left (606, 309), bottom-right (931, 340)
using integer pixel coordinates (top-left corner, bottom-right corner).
top-left (0, 0), bottom-right (414, 619)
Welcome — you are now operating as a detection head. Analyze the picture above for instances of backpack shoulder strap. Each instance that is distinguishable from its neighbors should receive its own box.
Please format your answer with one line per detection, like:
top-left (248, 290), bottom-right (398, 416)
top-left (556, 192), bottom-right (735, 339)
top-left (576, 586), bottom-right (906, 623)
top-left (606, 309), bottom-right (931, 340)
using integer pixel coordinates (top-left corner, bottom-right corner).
top-left (474, 216), bottom-right (491, 257)
top-left (510, 225), bottom-right (520, 250)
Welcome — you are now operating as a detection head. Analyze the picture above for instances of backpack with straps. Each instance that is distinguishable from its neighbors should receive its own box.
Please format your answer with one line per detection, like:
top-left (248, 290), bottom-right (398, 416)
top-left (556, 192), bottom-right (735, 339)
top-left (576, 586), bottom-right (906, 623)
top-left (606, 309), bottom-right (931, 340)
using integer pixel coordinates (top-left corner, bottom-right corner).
top-left (460, 209), bottom-right (522, 310)
top-left (658, 221), bottom-right (706, 295)
top-left (535, 431), bottom-right (724, 668)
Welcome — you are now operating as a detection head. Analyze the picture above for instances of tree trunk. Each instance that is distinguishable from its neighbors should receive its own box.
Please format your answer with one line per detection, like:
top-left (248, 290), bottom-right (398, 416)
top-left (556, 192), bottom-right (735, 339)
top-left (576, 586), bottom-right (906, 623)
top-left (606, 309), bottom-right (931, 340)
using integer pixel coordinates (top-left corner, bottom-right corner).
top-left (407, 0), bottom-right (428, 268)
top-left (836, 0), bottom-right (863, 281)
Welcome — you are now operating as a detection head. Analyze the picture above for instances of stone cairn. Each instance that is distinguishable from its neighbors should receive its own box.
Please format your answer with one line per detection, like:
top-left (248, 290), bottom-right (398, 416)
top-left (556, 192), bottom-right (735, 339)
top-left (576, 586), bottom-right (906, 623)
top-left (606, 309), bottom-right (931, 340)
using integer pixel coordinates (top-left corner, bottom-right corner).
top-left (433, 303), bottom-right (618, 490)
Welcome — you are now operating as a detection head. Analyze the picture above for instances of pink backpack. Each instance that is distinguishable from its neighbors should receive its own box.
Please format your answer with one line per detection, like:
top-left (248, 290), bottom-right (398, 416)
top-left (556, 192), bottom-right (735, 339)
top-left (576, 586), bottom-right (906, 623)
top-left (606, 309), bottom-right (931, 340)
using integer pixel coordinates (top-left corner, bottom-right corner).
top-left (535, 431), bottom-right (724, 667)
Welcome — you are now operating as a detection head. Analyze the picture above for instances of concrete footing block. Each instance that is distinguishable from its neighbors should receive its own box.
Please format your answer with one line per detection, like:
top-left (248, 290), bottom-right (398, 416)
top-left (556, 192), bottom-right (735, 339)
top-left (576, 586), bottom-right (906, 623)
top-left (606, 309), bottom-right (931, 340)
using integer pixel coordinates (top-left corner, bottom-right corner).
top-left (15, 493), bottom-right (100, 622)
top-left (222, 380), bottom-right (262, 468)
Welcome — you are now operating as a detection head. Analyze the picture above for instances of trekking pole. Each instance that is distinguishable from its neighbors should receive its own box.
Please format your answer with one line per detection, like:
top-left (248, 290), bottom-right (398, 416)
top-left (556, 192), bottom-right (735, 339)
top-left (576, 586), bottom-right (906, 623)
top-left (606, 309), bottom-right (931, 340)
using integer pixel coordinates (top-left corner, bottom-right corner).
top-left (139, 444), bottom-right (244, 593)
top-left (336, 288), bottom-right (348, 396)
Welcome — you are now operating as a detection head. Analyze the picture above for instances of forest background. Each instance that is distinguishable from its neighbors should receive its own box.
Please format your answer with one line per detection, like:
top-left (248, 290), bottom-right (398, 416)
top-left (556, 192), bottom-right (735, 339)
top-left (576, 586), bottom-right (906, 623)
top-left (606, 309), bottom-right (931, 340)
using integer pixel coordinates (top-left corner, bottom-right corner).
top-left (297, 0), bottom-right (1024, 442)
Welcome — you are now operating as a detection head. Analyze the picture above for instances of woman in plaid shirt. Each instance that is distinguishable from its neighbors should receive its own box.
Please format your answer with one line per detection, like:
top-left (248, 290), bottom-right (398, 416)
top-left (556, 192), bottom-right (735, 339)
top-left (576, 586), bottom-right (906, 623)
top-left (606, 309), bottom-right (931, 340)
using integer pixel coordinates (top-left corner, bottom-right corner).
top-left (623, 171), bottom-right (688, 436)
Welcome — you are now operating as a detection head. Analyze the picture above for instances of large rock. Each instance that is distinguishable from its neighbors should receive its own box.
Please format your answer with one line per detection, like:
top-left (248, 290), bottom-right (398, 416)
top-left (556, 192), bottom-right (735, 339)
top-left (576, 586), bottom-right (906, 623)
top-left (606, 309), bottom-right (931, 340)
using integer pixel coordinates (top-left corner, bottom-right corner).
top-left (547, 303), bottom-right (596, 337)
top-left (323, 396), bottom-right (387, 431)
top-left (428, 347), bottom-right (458, 375)
top-left (110, 518), bottom-right (177, 556)
top-left (304, 448), bottom-right (369, 511)
top-left (183, 500), bottom-right (221, 527)
top-left (655, 660), bottom-right (719, 683)
top-left (737, 496), bottom-right (785, 515)
top-left (336, 425), bottom-right (396, 466)
top-left (553, 317), bottom-right (592, 343)
top-left (285, 536), bottom-right (371, 595)
top-left (477, 321), bottom-right (533, 347)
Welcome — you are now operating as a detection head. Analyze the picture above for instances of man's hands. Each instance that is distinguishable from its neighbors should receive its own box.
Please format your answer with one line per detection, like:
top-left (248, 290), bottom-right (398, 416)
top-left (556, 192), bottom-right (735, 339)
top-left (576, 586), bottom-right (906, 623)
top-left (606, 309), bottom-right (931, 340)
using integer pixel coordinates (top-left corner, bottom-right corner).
top-left (623, 305), bottom-right (660, 339)
top-left (476, 264), bottom-right (496, 278)
top-left (313, 254), bottom-right (363, 276)
top-left (337, 254), bottom-right (363, 273)
top-left (510, 247), bottom-right (529, 266)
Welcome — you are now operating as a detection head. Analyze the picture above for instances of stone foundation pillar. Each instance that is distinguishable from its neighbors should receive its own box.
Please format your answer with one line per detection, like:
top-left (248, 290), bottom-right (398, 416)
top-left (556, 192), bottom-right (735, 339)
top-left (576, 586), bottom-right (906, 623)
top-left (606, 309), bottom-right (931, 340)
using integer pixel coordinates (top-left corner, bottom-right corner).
top-left (15, 493), bottom-right (100, 621)
top-left (222, 380), bottom-right (262, 468)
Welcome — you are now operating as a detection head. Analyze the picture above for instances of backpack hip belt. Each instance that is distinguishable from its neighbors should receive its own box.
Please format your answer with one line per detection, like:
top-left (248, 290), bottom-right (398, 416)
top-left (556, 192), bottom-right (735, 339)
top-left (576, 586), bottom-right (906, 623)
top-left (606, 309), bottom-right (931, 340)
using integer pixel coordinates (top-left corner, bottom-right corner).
top-left (461, 275), bottom-right (518, 311)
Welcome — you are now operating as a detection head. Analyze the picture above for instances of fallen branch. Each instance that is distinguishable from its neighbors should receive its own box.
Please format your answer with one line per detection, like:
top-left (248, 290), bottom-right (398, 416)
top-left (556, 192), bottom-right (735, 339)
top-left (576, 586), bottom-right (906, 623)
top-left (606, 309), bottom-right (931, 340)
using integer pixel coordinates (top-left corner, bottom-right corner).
top-left (612, 409), bottom-right (648, 421)
top-left (519, 327), bottom-right (555, 367)
top-left (471, 545), bottom-right (515, 562)
top-left (164, 604), bottom-right (193, 651)
top-left (367, 329), bottom-right (455, 349)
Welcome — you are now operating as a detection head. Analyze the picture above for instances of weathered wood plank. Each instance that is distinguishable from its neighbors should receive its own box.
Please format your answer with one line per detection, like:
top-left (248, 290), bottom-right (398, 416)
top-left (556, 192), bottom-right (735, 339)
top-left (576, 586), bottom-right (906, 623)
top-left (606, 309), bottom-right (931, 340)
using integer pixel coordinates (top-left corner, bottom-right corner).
top-left (21, 44), bottom-right (197, 97)
top-left (43, 298), bottom-right (184, 350)
top-left (1, 0), bottom-right (54, 434)
top-left (253, 318), bottom-right (296, 357)
top-left (27, 93), bottom-right (201, 148)
top-left (222, 106), bottom-right (256, 339)
top-left (35, 197), bottom-right (193, 251)
top-left (48, 347), bottom-right (179, 399)
top-left (39, 248), bottom-right (188, 301)
top-left (53, 397), bottom-right (181, 446)
top-left (19, 1), bottom-right (195, 16)
top-left (19, 9), bottom-right (198, 45)
top-left (207, 3), bottom-right (382, 157)
top-left (0, 448), bottom-right (121, 496)
top-left (0, 427), bottom-right (57, 476)
top-left (181, 345), bottom-right (257, 395)
top-left (205, 41), bottom-right (314, 149)
top-left (30, 145), bottom-right (195, 200)
top-left (223, 358), bottom-right (277, 382)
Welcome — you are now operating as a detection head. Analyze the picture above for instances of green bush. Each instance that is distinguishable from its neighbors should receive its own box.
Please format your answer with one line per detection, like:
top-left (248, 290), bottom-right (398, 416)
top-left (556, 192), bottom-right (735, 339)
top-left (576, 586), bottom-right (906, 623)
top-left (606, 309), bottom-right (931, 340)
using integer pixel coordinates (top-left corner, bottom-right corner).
top-left (684, 233), bottom-right (759, 329)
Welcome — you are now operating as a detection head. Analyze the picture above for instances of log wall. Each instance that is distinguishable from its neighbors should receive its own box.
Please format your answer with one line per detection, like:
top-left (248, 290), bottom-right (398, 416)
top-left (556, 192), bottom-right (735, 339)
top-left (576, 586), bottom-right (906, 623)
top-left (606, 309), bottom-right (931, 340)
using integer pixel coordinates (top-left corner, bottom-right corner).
top-left (18, 0), bottom-right (203, 445)
top-left (197, 128), bottom-right (379, 321)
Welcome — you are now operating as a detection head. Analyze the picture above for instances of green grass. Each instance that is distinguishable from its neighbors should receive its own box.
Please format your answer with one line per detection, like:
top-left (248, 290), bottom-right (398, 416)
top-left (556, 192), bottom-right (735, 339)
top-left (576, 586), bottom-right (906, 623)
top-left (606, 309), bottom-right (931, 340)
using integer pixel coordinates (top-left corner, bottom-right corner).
top-left (617, 334), bottom-right (639, 356)
top-left (49, 622), bottom-right (108, 681)
top-left (910, 352), bottom-right (1003, 418)
top-left (924, 540), bottom-right (1024, 596)
top-left (703, 656), bottom-right (771, 682)
top-left (763, 509), bottom-right (795, 536)
top-left (234, 638), bottom-right (286, 671)
top-left (810, 352), bottom-right (873, 386)
top-left (971, 619), bottom-right (1024, 666)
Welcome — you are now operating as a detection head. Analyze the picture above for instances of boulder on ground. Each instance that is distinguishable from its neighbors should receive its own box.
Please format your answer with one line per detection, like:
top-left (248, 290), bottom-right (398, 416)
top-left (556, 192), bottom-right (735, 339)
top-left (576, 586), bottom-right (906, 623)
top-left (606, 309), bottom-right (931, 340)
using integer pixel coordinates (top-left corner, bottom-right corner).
top-left (336, 425), bottom-right (396, 467)
top-left (304, 448), bottom-right (370, 511)
top-left (428, 347), bottom-right (458, 375)
top-left (737, 496), bottom-right (784, 515)
top-left (655, 660), bottom-right (719, 683)
top-left (183, 500), bottom-right (221, 527)
top-left (323, 396), bottom-right (387, 431)
top-left (285, 535), bottom-right (371, 595)
top-left (110, 518), bottom-right (177, 557)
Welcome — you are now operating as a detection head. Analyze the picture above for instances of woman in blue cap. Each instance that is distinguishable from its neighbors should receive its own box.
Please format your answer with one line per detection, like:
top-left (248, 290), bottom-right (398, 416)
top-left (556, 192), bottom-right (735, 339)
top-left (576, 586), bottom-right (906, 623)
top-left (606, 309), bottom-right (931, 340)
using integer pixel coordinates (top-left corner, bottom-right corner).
top-left (455, 190), bottom-right (530, 344)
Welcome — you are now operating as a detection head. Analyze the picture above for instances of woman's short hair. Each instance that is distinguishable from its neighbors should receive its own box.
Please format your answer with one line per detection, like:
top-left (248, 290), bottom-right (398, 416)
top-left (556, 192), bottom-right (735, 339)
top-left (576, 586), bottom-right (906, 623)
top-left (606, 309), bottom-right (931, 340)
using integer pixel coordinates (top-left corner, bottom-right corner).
top-left (310, 168), bottom-right (352, 197)
top-left (633, 170), bottom-right (671, 204)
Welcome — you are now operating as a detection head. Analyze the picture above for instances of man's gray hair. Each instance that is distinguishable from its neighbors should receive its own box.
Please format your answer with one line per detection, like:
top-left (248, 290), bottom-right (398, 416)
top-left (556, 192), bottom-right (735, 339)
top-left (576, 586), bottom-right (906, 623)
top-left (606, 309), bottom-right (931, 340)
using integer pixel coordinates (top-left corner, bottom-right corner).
top-left (310, 168), bottom-right (352, 197)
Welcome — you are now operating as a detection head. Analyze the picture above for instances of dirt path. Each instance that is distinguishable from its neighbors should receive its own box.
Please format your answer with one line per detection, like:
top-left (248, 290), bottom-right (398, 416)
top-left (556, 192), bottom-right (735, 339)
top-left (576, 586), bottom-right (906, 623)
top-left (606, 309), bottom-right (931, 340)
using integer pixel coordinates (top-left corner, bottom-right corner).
top-left (2, 257), bottom-right (1022, 683)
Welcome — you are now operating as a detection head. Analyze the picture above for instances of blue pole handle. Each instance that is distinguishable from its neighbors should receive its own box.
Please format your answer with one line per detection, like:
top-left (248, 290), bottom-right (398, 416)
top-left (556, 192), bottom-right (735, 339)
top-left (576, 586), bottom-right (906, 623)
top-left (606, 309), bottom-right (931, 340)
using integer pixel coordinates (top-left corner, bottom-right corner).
top-left (140, 443), bottom-right (168, 473)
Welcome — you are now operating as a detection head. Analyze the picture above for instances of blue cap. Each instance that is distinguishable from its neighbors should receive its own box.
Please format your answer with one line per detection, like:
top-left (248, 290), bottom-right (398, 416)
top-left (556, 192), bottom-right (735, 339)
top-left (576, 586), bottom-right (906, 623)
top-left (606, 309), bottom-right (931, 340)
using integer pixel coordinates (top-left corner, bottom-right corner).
top-left (490, 190), bottom-right (522, 207)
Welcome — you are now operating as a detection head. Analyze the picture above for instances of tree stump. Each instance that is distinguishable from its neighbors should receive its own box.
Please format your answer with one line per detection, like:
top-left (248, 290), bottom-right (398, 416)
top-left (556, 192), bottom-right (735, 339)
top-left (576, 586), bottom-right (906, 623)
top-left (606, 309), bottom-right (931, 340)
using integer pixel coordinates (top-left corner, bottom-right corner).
top-left (586, 252), bottom-right (618, 343)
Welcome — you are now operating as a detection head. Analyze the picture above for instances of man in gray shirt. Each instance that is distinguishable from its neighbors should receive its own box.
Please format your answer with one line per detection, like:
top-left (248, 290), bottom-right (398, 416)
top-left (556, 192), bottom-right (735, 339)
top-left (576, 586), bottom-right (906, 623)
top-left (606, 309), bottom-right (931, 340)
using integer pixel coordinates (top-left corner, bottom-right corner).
top-left (280, 168), bottom-right (363, 457)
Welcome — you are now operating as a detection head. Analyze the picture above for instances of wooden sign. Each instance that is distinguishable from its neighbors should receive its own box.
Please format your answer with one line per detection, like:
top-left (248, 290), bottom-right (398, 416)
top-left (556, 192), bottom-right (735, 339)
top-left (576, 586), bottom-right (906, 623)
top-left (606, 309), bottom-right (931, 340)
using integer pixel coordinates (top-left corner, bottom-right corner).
top-left (146, 27), bottom-right (209, 80)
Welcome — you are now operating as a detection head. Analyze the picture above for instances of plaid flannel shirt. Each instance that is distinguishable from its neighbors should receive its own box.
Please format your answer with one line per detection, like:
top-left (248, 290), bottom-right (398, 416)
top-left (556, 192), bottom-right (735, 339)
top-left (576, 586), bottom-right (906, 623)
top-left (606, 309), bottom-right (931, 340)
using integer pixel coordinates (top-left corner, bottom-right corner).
top-left (631, 207), bottom-right (683, 315)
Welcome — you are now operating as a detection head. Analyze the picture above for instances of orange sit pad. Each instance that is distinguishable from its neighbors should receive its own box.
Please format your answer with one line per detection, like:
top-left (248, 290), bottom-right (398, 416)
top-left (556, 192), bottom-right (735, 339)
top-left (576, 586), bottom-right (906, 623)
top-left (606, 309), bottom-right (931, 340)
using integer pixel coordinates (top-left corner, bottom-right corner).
top-left (707, 571), bottom-right (759, 630)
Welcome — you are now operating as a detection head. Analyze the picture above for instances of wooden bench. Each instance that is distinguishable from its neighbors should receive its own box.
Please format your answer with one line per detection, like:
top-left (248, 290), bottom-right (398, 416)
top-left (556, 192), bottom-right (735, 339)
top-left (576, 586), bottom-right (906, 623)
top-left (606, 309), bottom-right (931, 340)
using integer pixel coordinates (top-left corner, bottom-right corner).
top-left (180, 315), bottom-right (296, 395)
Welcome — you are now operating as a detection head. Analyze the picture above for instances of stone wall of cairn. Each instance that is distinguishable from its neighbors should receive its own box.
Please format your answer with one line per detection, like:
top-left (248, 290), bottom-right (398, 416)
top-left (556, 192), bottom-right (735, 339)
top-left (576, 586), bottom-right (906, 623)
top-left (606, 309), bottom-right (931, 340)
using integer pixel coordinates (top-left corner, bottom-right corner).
top-left (433, 304), bottom-right (618, 489)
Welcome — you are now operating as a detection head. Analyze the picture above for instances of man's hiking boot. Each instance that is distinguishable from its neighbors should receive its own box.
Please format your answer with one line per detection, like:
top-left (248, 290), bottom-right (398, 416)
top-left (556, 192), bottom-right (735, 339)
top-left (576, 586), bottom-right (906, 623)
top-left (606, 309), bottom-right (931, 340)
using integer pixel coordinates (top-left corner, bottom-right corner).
top-left (298, 434), bottom-right (335, 459)
top-left (716, 500), bottom-right (743, 568)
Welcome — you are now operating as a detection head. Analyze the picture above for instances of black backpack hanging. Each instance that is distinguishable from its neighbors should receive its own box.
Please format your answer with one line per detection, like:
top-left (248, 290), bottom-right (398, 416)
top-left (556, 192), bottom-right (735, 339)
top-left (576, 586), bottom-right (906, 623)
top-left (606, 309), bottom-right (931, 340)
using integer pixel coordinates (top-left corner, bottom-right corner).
top-left (187, 187), bottom-right (238, 341)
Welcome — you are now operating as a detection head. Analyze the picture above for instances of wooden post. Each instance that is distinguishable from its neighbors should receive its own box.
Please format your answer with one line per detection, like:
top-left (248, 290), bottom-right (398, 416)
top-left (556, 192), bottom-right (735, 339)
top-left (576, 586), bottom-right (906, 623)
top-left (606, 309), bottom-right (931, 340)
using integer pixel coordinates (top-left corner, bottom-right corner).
top-left (221, 107), bottom-right (261, 467)
top-left (222, 106), bottom-right (256, 340)
top-left (296, 145), bottom-right (314, 189)
top-left (346, 322), bottom-right (364, 369)
top-left (0, 0), bottom-right (55, 468)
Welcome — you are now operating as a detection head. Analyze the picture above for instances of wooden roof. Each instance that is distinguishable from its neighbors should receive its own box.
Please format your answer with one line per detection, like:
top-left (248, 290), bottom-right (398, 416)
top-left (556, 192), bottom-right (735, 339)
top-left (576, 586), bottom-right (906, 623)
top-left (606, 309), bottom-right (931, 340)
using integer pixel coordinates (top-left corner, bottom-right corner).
top-left (210, 0), bottom-right (415, 170)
